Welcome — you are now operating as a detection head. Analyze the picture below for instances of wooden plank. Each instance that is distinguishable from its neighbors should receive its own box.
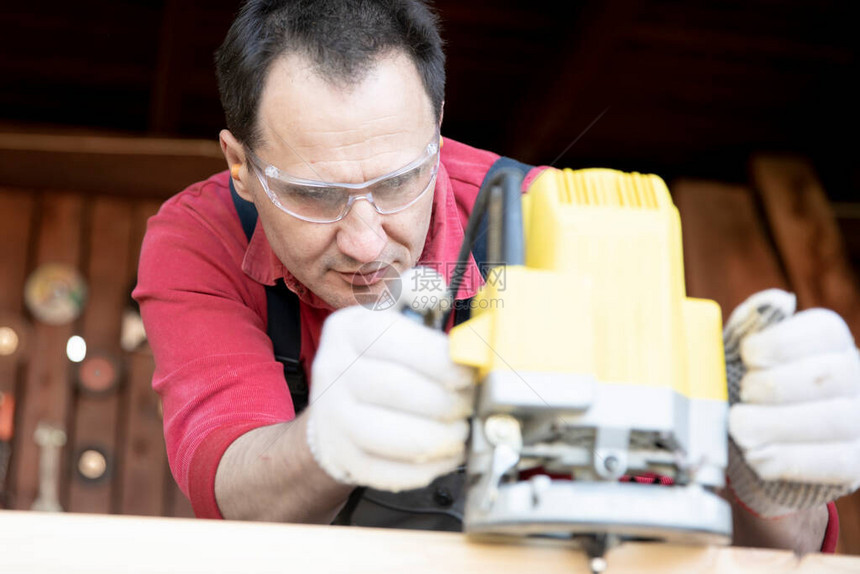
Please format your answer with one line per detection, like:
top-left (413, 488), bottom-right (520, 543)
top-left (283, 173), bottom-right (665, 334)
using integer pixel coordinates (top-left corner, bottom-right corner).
top-left (750, 154), bottom-right (860, 555)
top-left (9, 192), bottom-right (83, 510)
top-left (118, 351), bottom-right (164, 516)
top-left (164, 466), bottom-right (196, 519)
top-left (750, 155), bottom-right (860, 326)
top-left (0, 189), bottom-right (36, 394)
top-left (114, 198), bottom-right (194, 519)
top-left (1, 510), bottom-right (858, 573)
top-left (118, 200), bottom-right (167, 516)
top-left (0, 133), bottom-right (224, 199)
top-left (509, 0), bottom-right (642, 164)
top-left (834, 210), bottom-right (860, 272)
top-left (67, 198), bottom-right (133, 514)
top-left (0, 189), bottom-right (36, 313)
top-left (0, 188), bottom-right (36, 506)
top-left (672, 179), bottom-right (789, 317)
top-left (149, 0), bottom-right (190, 134)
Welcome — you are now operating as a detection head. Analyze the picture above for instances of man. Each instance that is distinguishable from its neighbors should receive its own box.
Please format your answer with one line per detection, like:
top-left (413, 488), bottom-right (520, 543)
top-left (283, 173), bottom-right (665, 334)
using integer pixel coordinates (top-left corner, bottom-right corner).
top-left (134, 0), bottom-right (860, 554)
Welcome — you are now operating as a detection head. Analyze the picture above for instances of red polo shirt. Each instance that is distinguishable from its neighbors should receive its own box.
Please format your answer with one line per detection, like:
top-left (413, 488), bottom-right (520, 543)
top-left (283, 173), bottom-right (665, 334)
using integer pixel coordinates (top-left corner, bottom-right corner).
top-left (135, 137), bottom-right (544, 520)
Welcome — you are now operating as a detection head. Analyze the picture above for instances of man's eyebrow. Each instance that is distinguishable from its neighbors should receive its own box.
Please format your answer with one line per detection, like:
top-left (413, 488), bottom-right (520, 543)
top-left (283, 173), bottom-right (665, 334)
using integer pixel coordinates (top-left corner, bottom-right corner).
top-left (379, 169), bottom-right (420, 185)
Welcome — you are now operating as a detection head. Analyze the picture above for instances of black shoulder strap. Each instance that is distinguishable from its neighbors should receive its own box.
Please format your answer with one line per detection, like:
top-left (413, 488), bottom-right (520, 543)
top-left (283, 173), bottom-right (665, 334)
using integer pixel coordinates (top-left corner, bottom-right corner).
top-left (452, 156), bottom-right (534, 327)
top-left (230, 179), bottom-right (309, 415)
top-left (470, 156), bottom-right (534, 273)
top-left (231, 158), bottom-right (532, 530)
top-left (228, 155), bottom-right (533, 412)
top-left (340, 150), bottom-right (533, 528)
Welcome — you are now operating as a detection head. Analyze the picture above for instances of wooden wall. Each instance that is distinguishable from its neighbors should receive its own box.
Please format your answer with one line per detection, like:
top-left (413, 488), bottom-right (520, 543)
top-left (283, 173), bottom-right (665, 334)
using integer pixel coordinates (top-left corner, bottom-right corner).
top-left (0, 136), bottom-right (858, 554)
top-left (0, 189), bottom-right (194, 518)
top-left (0, 135), bottom-right (225, 518)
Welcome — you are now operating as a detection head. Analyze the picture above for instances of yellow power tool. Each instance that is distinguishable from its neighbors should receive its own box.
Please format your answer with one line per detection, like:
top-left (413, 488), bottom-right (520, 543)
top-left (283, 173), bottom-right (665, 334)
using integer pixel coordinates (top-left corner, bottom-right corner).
top-left (446, 167), bottom-right (732, 570)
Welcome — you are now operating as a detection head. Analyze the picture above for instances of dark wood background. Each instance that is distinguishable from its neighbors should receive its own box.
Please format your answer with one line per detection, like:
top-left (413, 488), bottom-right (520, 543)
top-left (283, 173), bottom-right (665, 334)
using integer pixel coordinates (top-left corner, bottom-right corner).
top-left (1, 1), bottom-right (857, 194)
top-left (0, 0), bottom-right (858, 555)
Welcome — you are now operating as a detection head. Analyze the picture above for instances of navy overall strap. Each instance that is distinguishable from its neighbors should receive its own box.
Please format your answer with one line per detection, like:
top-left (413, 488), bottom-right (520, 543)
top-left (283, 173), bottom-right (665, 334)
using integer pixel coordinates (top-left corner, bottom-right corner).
top-left (230, 155), bottom-right (533, 531)
top-left (342, 155), bottom-right (536, 530)
top-left (452, 156), bottom-right (534, 327)
top-left (230, 179), bottom-right (309, 414)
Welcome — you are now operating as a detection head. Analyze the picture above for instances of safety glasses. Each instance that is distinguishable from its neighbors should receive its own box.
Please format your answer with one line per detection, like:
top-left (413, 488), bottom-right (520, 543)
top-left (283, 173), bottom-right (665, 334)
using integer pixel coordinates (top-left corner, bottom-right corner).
top-left (246, 133), bottom-right (440, 224)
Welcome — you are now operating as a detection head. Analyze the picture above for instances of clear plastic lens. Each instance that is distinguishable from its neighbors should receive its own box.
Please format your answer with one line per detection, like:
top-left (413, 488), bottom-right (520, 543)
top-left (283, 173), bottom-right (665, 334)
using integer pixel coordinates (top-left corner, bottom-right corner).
top-left (250, 135), bottom-right (440, 223)
top-left (271, 183), bottom-right (344, 215)
top-left (268, 159), bottom-right (432, 217)
top-left (371, 162), bottom-right (427, 203)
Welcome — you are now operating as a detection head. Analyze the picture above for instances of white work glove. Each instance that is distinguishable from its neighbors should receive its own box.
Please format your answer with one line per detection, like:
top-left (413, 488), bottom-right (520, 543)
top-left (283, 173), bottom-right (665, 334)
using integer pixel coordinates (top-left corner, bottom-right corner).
top-left (305, 304), bottom-right (474, 492)
top-left (724, 288), bottom-right (860, 517)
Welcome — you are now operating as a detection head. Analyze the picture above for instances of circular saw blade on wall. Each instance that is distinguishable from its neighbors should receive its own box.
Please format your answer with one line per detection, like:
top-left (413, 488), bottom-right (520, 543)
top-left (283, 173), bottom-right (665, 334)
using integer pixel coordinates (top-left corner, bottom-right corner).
top-left (76, 352), bottom-right (123, 395)
top-left (23, 263), bottom-right (87, 325)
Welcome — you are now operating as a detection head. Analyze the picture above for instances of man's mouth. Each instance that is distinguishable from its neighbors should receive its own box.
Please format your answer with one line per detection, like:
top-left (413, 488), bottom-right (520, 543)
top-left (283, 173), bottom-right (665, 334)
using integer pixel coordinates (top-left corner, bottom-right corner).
top-left (336, 264), bottom-right (395, 287)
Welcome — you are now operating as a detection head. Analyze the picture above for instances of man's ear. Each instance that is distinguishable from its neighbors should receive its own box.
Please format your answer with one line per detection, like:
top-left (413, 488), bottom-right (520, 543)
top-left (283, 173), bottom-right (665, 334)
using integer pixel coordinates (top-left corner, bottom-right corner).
top-left (219, 129), bottom-right (254, 202)
top-left (437, 102), bottom-right (445, 149)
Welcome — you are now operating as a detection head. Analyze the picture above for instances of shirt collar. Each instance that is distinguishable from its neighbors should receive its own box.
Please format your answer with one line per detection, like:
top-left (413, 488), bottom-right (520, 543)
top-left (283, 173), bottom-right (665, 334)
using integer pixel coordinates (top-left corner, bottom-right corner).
top-left (241, 155), bottom-right (482, 308)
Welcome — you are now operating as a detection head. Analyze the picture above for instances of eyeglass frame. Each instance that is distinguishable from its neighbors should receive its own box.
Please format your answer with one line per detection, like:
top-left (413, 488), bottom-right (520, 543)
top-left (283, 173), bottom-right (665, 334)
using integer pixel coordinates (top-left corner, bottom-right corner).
top-left (244, 132), bottom-right (441, 224)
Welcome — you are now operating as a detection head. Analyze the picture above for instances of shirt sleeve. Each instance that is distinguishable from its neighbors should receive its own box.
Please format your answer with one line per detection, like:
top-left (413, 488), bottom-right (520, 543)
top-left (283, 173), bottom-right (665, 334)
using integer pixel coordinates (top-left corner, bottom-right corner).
top-left (134, 177), bottom-right (294, 519)
top-left (821, 501), bottom-right (839, 553)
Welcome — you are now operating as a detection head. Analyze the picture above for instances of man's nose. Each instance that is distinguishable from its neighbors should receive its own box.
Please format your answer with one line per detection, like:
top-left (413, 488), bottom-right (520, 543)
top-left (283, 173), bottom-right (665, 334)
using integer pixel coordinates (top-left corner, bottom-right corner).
top-left (335, 198), bottom-right (387, 263)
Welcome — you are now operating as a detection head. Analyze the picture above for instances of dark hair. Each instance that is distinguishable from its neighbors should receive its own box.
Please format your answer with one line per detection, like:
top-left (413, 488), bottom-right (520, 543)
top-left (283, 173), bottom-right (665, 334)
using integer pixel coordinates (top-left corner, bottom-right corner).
top-left (215, 0), bottom-right (445, 149)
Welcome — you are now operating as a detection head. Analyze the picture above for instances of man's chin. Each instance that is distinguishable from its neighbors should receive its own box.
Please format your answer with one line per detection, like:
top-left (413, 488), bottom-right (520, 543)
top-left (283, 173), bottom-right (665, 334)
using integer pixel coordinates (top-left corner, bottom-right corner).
top-left (313, 280), bottom-right (381, 310)
top-left (327, 265), bottom-right (404, 311)
top-left (318, 288), bottom-right (358, 310)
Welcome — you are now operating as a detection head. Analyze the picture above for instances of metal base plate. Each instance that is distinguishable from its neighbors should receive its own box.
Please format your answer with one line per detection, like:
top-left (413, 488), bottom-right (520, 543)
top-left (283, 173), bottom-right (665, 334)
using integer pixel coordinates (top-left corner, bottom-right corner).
top-left (465, 480), bottom-right (732, 546)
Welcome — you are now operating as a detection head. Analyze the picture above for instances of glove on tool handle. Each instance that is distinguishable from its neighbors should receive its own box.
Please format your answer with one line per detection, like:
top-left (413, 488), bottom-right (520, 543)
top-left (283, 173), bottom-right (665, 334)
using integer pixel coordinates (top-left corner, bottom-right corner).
top-left (724, 289), bottom-right (851, 517)
top-left (395, 267), bottom-right (450, 330)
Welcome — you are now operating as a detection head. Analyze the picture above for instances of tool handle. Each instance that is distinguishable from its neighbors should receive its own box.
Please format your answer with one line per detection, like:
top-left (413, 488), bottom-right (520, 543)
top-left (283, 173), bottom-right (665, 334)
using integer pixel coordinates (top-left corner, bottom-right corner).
top-left (443, 167), bottom-right (525, 328)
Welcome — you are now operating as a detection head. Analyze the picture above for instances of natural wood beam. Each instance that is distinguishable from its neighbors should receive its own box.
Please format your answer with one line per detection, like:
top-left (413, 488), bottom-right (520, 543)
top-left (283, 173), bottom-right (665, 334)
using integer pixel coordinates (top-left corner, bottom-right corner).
top-left (0, 132), bottom-right (224, 199)
top-left (673, 178), bottom-right (789, 316)
top-left (0, 510), bottom-right (857, 573)
top-left (750, 154), bottom-right (860, 330)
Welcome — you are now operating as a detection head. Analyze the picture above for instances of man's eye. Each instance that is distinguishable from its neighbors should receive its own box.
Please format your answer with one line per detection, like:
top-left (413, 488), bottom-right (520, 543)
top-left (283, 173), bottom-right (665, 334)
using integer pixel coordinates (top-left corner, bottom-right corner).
top-left (270, 183), bottom-right (339, 206)
top-left (385, 175), bottom-right (408, 187)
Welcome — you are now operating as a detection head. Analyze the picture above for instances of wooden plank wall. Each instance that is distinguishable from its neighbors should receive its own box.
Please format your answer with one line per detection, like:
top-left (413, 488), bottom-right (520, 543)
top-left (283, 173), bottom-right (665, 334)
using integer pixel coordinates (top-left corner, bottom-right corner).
top-left (0, 189), bottom-right (193, 519)
top-left (674, 154), bottom-right (860, 555)
top-left (0, 134), bottom-right (222, 518)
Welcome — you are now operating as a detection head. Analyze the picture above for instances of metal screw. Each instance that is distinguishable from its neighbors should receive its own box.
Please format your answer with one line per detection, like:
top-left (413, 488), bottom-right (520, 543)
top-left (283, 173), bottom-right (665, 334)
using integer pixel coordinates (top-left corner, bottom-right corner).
top-left (590, 557), bottom-right (608, 574)
top-left (484, 414), bottom-right (522, 447)
top-left (604, 455), bottom-right (619, 473)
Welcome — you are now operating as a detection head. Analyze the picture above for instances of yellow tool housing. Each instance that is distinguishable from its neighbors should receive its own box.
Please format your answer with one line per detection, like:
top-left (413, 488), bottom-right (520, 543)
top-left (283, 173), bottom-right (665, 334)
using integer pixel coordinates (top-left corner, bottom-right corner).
top-left (450, 167), bottom-right (727, 402)
top-left (454, 167), bottom-right (732, 547)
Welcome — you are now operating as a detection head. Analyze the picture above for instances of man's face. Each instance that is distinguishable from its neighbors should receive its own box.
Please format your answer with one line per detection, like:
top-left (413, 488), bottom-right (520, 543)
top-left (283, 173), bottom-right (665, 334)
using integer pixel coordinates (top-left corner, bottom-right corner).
top-left (237, 52), bottom-right (438, 309)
